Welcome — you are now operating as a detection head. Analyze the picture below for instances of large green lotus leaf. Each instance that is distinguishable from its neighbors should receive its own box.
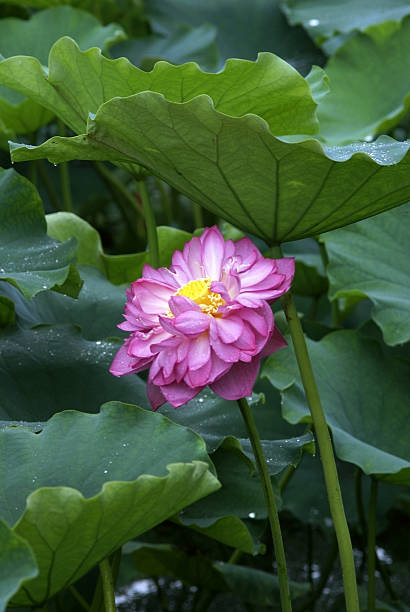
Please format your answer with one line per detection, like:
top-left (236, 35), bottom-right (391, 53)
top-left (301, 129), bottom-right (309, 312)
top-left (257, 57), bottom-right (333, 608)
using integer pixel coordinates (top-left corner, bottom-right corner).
top-left (0, 402), bottom-right (219, 605)
top-left (262, 330), bottom-right (410, 485)
top-left (144, 0), bottom-right (323, 74)
top-left (0, 168), bottom-right (78, 299)
top-left (0, 36), bottom-right (319, 137)
top-left (281, 0), bottom-right (410, 45)
top-left (0, 519), bottom-right (38, 612)
top-left (46, 211), bottom-right (192, 284)
top-left (9, 92), bottom-right (410, 243)
top-left (321, 204), bottom-right (410, 346)
top-left (0, 7), bottom-right (125, 136)
top-left (0, 325), bottom-right (150, 421)
top-left (316, 17), bottom-right (410, 145)
top-left (0, 267), bottom-right (126, 340)
top-left (112, 23), bottom-right (219, 72)
top-left (160, 387), bottom-right (313, 476)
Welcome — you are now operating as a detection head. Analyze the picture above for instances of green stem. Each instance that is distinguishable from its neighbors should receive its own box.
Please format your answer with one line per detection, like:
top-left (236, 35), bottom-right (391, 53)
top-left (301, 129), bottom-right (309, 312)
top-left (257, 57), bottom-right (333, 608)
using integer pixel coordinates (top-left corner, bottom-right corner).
top-left (237, 396), bottom-right (292, 612)
top-left (94, 162), bottom-right (144, 220)
top-left (356, 471), bottom-right (398, 602)
top-left (318, 241), bottom-right (341, 327)
top-left (295, 533), bottom-right (338, 612)
top-left (193, 202), bottom-right (204, 229)
top-left (37, 160), bottom-right (61, 210)
top-left (307, 524), bottom-right (314, 591)
top-left (228, 549), bottom-right (242, 564)
top-left (156, 178), bottom-right (173, 224)
top-left (99, 557), bottom-right (117, 612)
top-left (57, 120), bottom-right (72, 212)
top-left (138, 179), bottom-right (160, 268)
top-left (367, 478), bottom-right (378, 612)
top-left (280, 291), bottom-right (359, 611)
top-left (355, 468), bottom-right (368, 579)
top-left (68, 585), bottom-right (91, 611)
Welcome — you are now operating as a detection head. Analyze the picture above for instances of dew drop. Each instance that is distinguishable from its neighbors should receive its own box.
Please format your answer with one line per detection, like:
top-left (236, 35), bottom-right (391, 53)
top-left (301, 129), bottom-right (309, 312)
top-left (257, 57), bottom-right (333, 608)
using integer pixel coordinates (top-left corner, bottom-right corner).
top-left (308, 18), bottom-right (320, 26)
top-left (364, 135), bottom-right (373, 142)
top-left (248, 512), bottom-right (256, 519)
top-left (103, 469), bottom-right (108, 474)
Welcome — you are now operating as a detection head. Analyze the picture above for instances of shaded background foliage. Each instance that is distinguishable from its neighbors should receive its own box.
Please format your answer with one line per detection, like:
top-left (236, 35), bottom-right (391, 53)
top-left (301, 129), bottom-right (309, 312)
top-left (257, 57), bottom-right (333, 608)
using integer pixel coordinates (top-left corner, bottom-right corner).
top-left (0, 0), bottom-right (409, 611)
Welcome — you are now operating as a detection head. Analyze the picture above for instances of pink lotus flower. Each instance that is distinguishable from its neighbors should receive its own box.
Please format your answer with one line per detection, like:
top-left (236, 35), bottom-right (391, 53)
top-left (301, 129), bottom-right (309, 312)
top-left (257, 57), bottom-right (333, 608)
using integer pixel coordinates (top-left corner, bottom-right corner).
top-left (110, 227), bottom-right (294, 409)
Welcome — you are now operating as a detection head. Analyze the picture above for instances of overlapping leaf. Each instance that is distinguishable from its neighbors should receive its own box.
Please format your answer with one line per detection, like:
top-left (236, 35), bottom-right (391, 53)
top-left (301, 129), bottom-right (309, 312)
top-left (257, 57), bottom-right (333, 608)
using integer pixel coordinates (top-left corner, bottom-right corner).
top-left (128, 542), bottom-right (309, 601)
top-left (4, 37), bottom-right (410, 242)
top-left (46, 211), bottom-right (193, 284)
top-left (262, 330), bottom-right (410, 485)
top-left (281, 0), bottom-right (410, 46)
top-left (0, 519), bottom-right (38, 612)
top-left (0, 168), bottom-right (78, 299)
top-left (322, 204), bottom-right (410, 346)
top-left (10, 94), bottom-right (410, 243)
top-left (112, 23), bottom-right (219, 72)
top-left (0, 268), bottom-right (126, 339)
top-left (316, 17), bottom-right (410, 144)
top-left (145, 0), bottom-right (323, 74)
top-left (0, 6), bottom-right (125, 138)
top-left (0, 36), bottom-right (318, 136)
top-left (0, 402), bottom-right (219, 605)
top-left (160, 387), bottom-right (313, 475)
top-left (0, 325), bottom-right (150, 421)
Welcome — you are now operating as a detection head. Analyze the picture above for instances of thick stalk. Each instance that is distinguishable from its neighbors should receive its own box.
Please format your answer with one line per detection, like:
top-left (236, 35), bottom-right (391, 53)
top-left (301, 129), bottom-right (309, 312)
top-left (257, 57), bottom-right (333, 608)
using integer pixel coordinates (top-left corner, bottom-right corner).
top-left (99, 557), bottom-right (117, 612)
top-left (367, 478), bottom-right (378, 612)
top-left (280, 290), bottom-right (359, 611)
top-left (237, 397), bottom-right (292, 612)
top-left (138, 180), bottom-right (160, 268)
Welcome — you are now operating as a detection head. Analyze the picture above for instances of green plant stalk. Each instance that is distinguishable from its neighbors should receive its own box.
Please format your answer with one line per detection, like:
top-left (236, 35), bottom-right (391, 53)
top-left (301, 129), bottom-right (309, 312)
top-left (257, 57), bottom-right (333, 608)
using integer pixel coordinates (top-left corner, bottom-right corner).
top-left (318, 241), bottom-right (341, 327)
top-left (94, 161), bottom-right (144, 220)
top-left (138, 180), bottom-right (160, 268)
top-left (68, 585), bottom-right (91, 611)
top-left (295, 533), bottom-right (338, 612)
top-left (280, 290), bottom-right (360, 611)
top-left (99, 557), bottom-right (117, 612)
top-left (57, 119), bottom-right (72, 212)
top-left (237, 396), bottom-right (292, 612)
top-left (156, 178), bottom-right (173, 224)
top-left (355, 470), bottom-right (398, 601)
top-left (367, 478), bottom-right (378, 612)
top-left (37, 160), bottom-right (61, 210)
top-left (193, 202), bottom-right (204, 229)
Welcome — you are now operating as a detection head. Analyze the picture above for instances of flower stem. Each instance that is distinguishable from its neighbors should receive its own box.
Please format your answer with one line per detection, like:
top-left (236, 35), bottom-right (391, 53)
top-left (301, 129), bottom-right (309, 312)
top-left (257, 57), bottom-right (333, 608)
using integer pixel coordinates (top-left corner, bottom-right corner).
top-left (367, 478), bottom-right (378, 612)
top-left (237, 396), bottom-right (292, 612)
top-left (99, 557), bottom-right (117, 612)
top-left (138, 179), bottom-right (160, 268)
top-left (280, 291), bottom-right (360, 611)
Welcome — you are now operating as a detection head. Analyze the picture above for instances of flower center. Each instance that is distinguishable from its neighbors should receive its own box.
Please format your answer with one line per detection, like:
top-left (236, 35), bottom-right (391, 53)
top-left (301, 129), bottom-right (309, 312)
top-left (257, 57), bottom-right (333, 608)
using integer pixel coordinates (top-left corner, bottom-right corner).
top-left (175, 278), bottom-right (225, 315)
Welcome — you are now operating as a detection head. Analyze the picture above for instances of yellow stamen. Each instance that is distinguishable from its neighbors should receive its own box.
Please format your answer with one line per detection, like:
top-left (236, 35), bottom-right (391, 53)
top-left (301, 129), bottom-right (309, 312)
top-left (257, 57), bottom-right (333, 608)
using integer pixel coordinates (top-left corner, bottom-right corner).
top-left (174, 278), bottom-right (225, 315)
